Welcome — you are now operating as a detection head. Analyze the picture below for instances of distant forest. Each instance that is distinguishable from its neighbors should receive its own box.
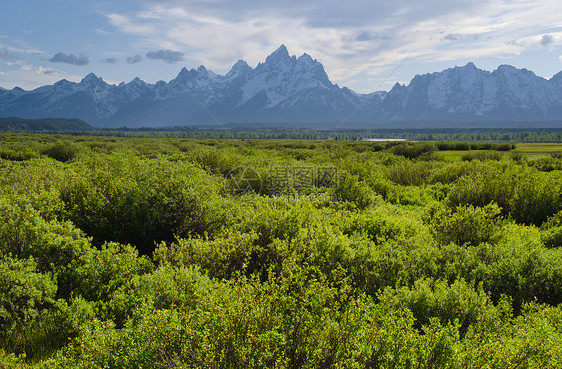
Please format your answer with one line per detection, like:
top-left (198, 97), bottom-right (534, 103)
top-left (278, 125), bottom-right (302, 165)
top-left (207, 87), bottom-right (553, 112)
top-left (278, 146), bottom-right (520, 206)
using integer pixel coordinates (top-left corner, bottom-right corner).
top-left (0, 117), bottom-right (93, 132)
top-left (1, 117), bottom-right (561, 142)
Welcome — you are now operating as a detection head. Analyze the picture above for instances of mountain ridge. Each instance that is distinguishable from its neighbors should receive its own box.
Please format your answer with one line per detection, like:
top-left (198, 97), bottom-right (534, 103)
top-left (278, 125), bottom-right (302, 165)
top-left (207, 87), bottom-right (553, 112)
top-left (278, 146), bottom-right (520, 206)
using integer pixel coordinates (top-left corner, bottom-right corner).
top-left (1, 46), bottom-right (562, 127)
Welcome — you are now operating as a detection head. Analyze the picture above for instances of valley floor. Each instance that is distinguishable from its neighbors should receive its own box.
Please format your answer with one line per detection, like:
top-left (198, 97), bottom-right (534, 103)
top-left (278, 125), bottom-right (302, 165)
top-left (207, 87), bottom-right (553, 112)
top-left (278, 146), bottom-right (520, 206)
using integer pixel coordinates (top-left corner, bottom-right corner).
top-left (1, 134), bottom-right (561, 368)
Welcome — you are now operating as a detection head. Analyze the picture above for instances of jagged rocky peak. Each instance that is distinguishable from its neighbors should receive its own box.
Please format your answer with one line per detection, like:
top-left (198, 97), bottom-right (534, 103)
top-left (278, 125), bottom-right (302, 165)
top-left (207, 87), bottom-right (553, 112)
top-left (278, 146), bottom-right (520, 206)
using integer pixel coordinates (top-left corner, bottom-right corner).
top-left (261, 44), bottom-right (296, 68)
top-left (80, 72), bottom-right (105, 85)
top-left (54, 79), bottom-right (73, 86)
top-left (270, 44), bottom-right (290, 59)
top-left (494, 64), bottom-right (537, 79)
top-left (175, 67), bottom-right (190, 80)
top-left (296, 53), bottom-right (320, 68)
top-left (197, 65), bottom-right (220, 79)
top-left (175, 65), bottom-right (218, 83)
top-left (226, 59), bottom-right (252, 78)
top-left (129, 77), bottom-right (144, 85)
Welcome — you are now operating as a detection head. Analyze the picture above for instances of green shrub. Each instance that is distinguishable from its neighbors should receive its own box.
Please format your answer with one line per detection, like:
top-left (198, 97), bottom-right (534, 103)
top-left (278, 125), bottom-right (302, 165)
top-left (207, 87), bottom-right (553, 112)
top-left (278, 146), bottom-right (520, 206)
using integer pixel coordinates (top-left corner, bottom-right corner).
top-left (461, 151), bottom-right (502, 161)
top-left (60, 153), bottom-right (231, 254)
top-left (529, 156), bottom-right (562, 172)
top-left (386, 161), bottom-right (436, 186)
top-left (41, 142), bottom-right (77, 162)
top-left (0, 196), bottom-right (92, 299)
top-left (72, 242), bottom-right (154, 306)
top-left (540, 211), bottom-right (562, 248)
top-left (0, 256), bottom-right (56, 355)
top-left (379, 278), bottom-right (490, 336)
top-left (0, 148), bottom-right (38, 161)
top-left (447, 164), bottom-right (562, 226)
top-left (334, 172), bottom-right (380, 209)
top-left (390, 142), bottom-right (437, 159)
top-left (430, 203), bottom-right (503, 246)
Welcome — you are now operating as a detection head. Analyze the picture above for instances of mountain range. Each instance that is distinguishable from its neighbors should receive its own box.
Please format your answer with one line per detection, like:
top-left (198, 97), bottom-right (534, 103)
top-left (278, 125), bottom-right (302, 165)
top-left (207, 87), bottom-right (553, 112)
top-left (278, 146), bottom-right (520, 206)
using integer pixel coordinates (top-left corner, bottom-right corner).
top-left (1, 45), bottom-right (562, 128)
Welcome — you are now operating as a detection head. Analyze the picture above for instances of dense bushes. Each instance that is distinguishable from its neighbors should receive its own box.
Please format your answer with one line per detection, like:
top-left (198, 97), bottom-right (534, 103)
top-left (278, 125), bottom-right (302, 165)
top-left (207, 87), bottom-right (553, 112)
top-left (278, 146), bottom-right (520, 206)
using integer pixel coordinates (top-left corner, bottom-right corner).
top-left (446, 163), bottom-right (562, 225)
top-left (430, 203), bottom-right (503, 246)
top-left (59, 153), bottom-right (231, 254)
top-left (0, 133), bottom-right (561, 367)
top-left (389, 142), bottom-right (437, 159)
top-left (41, 142), bottom-right (78, 162)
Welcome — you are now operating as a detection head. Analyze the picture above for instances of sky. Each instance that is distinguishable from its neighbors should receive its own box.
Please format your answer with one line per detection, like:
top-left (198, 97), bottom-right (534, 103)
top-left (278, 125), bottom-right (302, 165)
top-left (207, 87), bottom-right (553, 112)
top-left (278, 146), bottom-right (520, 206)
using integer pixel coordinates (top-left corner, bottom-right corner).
top-left (2, 0), bottom-right (562, 93)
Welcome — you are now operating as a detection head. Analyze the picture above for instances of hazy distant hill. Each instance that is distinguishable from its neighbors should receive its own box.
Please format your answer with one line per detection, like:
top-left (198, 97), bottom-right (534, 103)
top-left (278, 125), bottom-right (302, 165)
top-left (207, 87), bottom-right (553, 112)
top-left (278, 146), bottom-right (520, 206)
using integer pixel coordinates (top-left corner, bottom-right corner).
top-left (0, 117), bottom-right (93, 131)
top-left (1, 46), bottom-right (562, 128)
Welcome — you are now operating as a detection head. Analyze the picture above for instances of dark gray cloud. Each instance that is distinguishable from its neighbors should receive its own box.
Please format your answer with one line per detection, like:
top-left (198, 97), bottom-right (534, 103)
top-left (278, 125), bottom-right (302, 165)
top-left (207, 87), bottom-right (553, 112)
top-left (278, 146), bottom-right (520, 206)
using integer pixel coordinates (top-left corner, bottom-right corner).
top-left (444, 33), bottom-right (462, 41)
top-left (146, 49), bottom-right (184, 63)
top-left (127, 54), bottom-right (143, 64)
top-left (104, 57), bottom-right (118, 64)
top-left (49, 52), bottom-right (89, 65)
top-left (541, 34), bottom-right (553, 47)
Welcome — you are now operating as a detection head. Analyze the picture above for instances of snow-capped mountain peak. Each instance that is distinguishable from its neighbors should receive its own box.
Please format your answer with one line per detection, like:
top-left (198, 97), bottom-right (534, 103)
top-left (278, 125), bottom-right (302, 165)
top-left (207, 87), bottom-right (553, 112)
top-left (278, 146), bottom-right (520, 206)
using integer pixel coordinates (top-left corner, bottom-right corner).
top-left (226, 60), bottom-right (252, 79)
top-left (80, 73), bottom-right (105, 86)
top-left (1, 46), bottom-right (561, 127)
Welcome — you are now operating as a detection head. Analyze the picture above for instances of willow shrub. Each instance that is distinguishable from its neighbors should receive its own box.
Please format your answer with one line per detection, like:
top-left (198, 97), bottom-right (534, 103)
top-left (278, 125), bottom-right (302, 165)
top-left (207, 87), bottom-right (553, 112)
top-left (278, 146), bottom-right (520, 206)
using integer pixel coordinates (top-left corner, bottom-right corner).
top-left (60, 152), bottom-right (232, 254)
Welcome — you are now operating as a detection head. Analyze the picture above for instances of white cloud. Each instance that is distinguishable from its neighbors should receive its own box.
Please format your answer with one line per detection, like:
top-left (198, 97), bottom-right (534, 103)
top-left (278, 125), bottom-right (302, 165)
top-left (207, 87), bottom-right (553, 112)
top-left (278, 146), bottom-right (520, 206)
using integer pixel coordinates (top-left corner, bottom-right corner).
top-left (6, 60), bottom-right (26, 66)
top-left (96, 28), bottom-right (111, 35)
top-left (106, 13), bottom-right (154, 34)
top-left (104, 0), bottom-right (562, 91)
top-left (0, 66), bottom-right (81, 90)
top-left (36, 66), bottom-right (63, 75)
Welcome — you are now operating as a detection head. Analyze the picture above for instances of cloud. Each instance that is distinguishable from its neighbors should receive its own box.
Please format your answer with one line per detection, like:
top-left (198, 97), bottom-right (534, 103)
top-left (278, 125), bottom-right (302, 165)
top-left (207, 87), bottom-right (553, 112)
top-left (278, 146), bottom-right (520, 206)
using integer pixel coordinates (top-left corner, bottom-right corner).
top-left (104, 57), bottom-right (118, 64)
top-left (106, 0), bottom-right (562, 91)
top-left (106, 13), bottom-right (154, 34)
top-left (146, 49), bottom-right (184, 63)
top-left (127, 54), bottom-right (143, 64)
top-left (356, 32), bottom-right (374, 42)
top-left (6, 60), bottom-right (26, 66)
top-left (21, 64), bottom-right (32, 71)
top-left (0, 47), bottom-right (15, 61)
top-left (444, 33), bottom-right (463, 41)
top-left (49, 52), bottom-right (89, 66)
top-left (541, 34), bottom-right (554, 47)
top-left (36, 66), bottom-right (62, 75)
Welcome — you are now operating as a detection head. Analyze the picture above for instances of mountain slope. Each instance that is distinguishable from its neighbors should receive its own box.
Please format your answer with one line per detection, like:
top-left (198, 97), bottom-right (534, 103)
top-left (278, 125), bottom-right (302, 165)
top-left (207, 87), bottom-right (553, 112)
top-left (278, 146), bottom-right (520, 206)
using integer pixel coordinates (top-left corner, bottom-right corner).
top-left (379, 63), bottom-right (562, 121)
top-left (1, 47), bottom-right (562, 127)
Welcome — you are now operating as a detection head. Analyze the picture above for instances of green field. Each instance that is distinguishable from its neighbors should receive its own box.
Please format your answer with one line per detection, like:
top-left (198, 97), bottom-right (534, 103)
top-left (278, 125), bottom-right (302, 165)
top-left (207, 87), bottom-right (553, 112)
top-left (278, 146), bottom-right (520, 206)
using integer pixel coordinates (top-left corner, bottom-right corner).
top-left (1, 133), bottom-right (562, 368)
top-left (436, 142), bottom-right (562, 161)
